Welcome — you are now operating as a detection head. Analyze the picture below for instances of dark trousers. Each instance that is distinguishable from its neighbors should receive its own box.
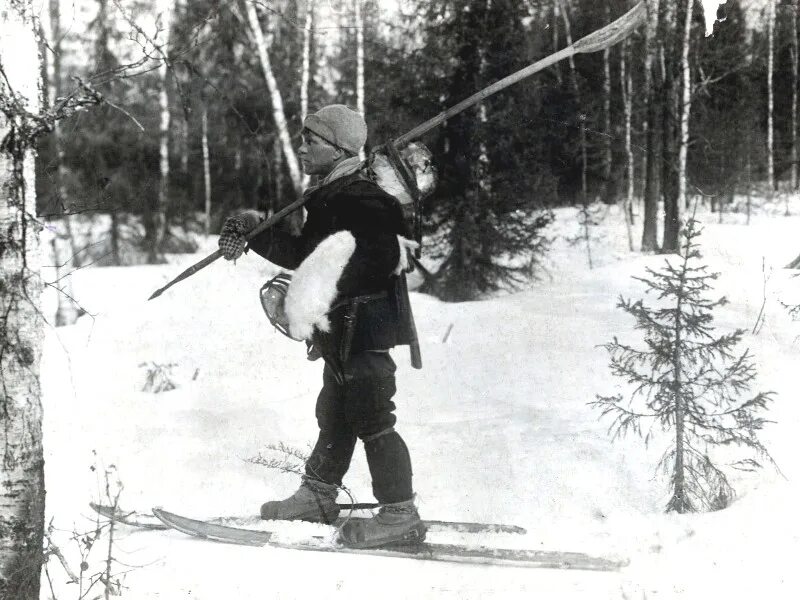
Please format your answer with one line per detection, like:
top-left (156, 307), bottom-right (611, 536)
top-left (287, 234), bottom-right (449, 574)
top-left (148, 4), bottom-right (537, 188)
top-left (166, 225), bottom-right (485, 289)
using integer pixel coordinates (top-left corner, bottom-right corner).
top-left (305, 351), bottom-right (414, 504)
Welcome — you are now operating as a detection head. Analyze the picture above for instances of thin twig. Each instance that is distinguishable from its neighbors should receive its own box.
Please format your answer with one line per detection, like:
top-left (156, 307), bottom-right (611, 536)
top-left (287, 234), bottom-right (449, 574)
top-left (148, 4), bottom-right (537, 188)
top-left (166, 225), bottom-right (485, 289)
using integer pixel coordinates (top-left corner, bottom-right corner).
top-left (45, 532), bottom-right (80, 584)
top-left (752, 257), bottom-right (770, 335)
top-left (105, 99), bottom-right (145, 131)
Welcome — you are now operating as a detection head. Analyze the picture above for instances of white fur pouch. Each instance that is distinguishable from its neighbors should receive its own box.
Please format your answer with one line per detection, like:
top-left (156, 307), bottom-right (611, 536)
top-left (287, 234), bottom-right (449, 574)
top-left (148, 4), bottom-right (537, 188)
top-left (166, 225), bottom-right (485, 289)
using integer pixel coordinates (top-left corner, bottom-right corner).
top-left (284, 231), bottom-right (357, 340)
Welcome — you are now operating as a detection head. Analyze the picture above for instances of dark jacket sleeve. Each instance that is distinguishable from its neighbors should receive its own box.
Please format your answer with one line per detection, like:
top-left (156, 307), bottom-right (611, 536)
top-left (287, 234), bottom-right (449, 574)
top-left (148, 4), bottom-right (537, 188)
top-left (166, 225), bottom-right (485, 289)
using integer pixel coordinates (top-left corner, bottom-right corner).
top-left (247, 227), bottom-right (304, 270)
top-left (335, 182), bottom-right (408, 296)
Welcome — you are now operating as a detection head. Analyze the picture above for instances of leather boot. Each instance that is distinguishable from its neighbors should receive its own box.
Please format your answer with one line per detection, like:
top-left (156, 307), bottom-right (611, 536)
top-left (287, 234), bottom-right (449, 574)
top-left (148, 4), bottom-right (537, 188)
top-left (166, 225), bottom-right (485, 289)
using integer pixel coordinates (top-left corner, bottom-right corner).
top-left (260, 477), bottom-right (340, 523)
top-left (338, 498), bottom-right (426, 548)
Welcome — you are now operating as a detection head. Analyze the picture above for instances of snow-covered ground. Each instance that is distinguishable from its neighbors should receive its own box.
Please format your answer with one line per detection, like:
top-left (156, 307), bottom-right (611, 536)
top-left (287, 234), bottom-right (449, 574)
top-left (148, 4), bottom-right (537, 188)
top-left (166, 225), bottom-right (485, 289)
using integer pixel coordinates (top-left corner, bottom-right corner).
top-left (40, 198), bottom-right (800, 599)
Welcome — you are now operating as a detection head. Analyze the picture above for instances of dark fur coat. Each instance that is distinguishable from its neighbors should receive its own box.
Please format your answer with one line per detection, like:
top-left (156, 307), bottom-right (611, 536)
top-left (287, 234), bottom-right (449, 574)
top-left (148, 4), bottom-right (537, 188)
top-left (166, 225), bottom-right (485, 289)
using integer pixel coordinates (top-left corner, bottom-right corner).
top-left (248, 171), bottom-right (415, 355)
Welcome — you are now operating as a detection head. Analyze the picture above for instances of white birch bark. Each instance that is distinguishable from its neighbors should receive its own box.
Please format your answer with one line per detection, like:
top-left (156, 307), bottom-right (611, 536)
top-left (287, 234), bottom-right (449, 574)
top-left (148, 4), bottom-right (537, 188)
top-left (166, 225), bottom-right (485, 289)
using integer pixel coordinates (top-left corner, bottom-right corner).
top-left (602, 6), bottom-right (612, 196)
top-left (552, 0), bottom-right (562, 85)
top-left (603, 45), bottom-right (612, 181)
top-left (621, 38), bottom-right (635, 251)
top-left (152, 0), bottom-right (176, 262)
top-left (50, 236), bottom-right (79, 326)
top-left (641, 0), bottom-right (661, 252)
top-left (477, 0), bottom-right (491, 191)
top-left (791, 1), bottom-right (798, 213)
top-left (273, 136), bottom-right (284, 214)
top-left (202, 106), bottom-right (212, 235)
top-left (300, 0), bottom-right (314, 121)
top-left (558, 0), bottom-right (591, 267)
top-left (44, 0), bottom-right (79, 324)
top-left (746, 145), bottom-right (752, 225)
top-left (558, 0), bottom-right (588, 206)
top-left (180, 116), bottom-right (189, 175)
top-left (300, 0), bottom-right (314, 187)
top-left (676, 0), bottom-right (693, 229)
top-left (355, 0), bottom-right (365, 160)
top-left (767, 0), bottom-right (775, 198)
top-left (178, 0), bottom-right (189, 178)
top-left (0, 3), bottom-right (46, 597)
top-left (243, 0), bottom-right (303, 196)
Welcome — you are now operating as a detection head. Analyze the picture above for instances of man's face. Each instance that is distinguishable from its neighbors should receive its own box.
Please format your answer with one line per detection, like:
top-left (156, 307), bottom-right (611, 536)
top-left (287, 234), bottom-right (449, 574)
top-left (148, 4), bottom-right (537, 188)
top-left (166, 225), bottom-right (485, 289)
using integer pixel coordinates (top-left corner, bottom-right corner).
top-left (299, 130), bottom-right (343, 176)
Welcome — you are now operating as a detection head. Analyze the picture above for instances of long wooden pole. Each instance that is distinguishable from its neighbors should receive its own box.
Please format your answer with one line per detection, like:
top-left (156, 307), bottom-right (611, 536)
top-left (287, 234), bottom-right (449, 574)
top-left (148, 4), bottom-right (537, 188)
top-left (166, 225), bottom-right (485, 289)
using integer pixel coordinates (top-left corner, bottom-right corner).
top-left (148, 195), bottom-right (306, 300)
top-left (148, 2), bottom-right (646, 300)
top-left (395, 2), bottom-right (644, 146)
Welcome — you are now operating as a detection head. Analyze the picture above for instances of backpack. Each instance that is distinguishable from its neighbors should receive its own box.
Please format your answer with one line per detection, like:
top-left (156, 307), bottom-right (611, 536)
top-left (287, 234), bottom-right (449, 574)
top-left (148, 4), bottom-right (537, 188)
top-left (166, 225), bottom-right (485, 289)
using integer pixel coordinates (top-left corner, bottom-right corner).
top-left (368, 142), bottom-right (437, 255)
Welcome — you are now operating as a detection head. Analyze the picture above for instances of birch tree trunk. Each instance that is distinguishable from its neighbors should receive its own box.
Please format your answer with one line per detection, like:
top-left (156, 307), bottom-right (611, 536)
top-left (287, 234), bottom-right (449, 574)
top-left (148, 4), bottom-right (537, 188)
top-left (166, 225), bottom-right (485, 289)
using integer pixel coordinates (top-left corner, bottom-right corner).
top-left (92, 0), bottom-right (121, 265)
top-left (641, 0), bottom-right (661, 252)
top-left (300, 0), bottom-right (313, 122)
top-left (661, 0), bottom-right (681, 253)
top-left (602, 46), bottom-right (612, 200)
top-left (602, 6), bottom-right (612, 203)
top-left (558, 0), bottom-right (591, 267)
top-left (767, 0), bottom-right (775, 200)
top-left (44, 0), bottom-right (79, 324)
top-left (558, 0), bottom-right (588, 207)
top-left (300, 0), bottom-right (314, 188)
top-left (675, 0), bottom-right (693, 239)
top-left (46, 0), bottom-right (81, 267)
top-left (176, 2), bottom-right (188, 221)
top-left (150, 0), bottom-right (175, 263)
top-left (0, 3), bottom-right (46, 597)
top-left (552, 0), bottom-right (562, 85)
top-left (179, 113), bottom-right (189, 223)
top-left (50, 236), bottom-right (79, 326)
top-left (202, 106), bottom-right (212, 235)
top-left (355, 0), bottom-right (365, 160)
top-left (176, 0), bottom-right (188, 185)
top-left (243, 0), bottom-right (303, 197)
top-left (110, 211), bottom-right (120, 264)
top-left (746, 143), bottom-right (752, 225)
top-left (791, 0), bottom-right (798, 212)
top-left (273, 136), bottom-right (284, 214)
top-left (621, 38), bottom-right (635, 251)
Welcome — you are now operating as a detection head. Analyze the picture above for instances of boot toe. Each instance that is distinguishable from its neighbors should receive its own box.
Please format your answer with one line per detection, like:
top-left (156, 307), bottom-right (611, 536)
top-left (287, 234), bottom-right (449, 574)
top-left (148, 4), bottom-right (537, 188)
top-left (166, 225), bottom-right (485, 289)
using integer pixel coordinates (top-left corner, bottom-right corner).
top-left (338, 516), bottom-right (426, 549)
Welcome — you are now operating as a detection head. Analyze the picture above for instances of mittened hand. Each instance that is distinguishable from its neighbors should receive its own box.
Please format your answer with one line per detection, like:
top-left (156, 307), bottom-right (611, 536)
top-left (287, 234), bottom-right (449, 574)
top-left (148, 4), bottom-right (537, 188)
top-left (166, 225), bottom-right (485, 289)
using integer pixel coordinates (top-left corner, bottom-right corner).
top-left (219, 230), bottom-right (246, 261)
top-left (393, 236), bottom-right (420, 275)
top-left (219, 212), bottom-right (259, 261)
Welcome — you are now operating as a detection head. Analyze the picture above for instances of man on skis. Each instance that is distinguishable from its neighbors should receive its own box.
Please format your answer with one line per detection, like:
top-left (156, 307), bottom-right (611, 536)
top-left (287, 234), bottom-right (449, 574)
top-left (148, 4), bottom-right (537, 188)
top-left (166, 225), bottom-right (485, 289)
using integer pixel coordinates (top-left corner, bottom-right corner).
top-left (217, 104), bottom-right (424, 549)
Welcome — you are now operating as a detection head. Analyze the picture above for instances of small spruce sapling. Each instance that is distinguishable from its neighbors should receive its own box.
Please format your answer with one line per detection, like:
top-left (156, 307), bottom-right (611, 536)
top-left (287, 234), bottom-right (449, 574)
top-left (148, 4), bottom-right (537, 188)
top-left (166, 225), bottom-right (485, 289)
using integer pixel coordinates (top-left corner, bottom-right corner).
top-left (592, 219), bottom-right (775, 513)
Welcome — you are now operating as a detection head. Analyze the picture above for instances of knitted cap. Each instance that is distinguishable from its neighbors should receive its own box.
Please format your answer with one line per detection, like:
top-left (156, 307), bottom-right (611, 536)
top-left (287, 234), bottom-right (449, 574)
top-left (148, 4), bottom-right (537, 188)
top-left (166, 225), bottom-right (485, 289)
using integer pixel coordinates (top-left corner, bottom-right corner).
top-left (303, 105), bottom-right (367, 155)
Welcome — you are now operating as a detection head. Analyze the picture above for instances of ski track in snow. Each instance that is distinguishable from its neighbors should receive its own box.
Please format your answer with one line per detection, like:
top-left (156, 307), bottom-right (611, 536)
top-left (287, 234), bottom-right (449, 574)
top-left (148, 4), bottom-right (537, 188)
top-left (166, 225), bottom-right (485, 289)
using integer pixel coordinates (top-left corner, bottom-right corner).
top-left (40, 200), bottom-right (800, 599)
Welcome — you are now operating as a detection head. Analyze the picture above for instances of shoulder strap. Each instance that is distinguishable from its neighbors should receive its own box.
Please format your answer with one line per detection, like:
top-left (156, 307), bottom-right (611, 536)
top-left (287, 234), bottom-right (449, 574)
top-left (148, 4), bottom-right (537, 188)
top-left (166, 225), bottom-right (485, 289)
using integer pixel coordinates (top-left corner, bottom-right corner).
top-left (385, 143), bottom-right (423, 257)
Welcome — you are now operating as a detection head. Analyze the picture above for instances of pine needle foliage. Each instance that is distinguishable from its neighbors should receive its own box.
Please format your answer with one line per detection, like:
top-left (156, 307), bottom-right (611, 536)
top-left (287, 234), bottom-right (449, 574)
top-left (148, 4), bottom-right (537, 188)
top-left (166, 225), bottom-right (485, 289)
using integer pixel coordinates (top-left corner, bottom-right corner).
top-left (592, 219), bottom-right (775, 513)
top-left (413, 0), bottom-right (556, 301)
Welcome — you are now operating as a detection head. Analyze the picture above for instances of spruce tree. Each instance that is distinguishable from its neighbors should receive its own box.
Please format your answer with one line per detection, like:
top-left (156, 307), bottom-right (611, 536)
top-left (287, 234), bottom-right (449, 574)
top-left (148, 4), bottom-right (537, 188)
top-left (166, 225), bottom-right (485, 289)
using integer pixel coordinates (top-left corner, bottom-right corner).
top-left (593, 219), bottom-right (774, 513)
top-left (416, 0), bottom-right (555, 301)
top-left (690, 0), bottom-right (754, 211)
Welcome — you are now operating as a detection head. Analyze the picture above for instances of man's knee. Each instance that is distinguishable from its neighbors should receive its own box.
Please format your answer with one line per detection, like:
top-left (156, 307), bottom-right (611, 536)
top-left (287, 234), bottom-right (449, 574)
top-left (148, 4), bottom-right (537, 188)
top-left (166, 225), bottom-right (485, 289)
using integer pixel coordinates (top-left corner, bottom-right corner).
top-left (339, 351), bottom-right (397, 437)
top-left (346, 399), bottom-right (397, 440)
top-left (343, 374), bottom-right (398, 439)
top-left (342, 351), bottom-right (396, 381)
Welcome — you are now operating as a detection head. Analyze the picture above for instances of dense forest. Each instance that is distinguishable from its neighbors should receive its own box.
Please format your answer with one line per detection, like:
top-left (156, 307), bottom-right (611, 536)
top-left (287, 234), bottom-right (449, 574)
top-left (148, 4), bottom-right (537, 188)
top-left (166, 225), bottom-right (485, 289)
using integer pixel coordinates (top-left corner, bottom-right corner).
top-left (31, 0), bottom-right (796, 301)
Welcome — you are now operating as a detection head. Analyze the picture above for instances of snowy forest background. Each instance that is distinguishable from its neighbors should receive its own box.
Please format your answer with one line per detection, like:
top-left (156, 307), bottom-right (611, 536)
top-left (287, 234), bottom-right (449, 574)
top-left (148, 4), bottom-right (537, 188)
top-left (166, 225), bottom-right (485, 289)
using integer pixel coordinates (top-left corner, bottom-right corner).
top-left (4, 0), bottom-right (800, 598)
top-left (35, 0), bottom-right (793, 302)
